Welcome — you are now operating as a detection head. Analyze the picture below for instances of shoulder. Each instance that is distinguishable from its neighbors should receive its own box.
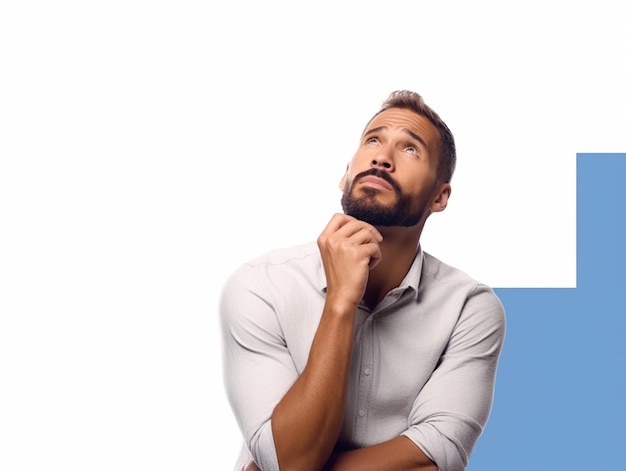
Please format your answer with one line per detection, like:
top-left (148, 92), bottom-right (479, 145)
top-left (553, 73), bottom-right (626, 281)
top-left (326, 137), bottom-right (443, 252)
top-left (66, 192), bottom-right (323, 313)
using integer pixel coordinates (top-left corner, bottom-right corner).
top-left (421, 250), bottom-right (505, 321)
top-left (234, 241), bottom-right (322, 286)
top-left (421, 250), bottom-right (479, 286)
top-left (244, 241), bottom-right (320, 269)
top-left (219, 242), bottom-right (325, 342)
top-left (421, 251), bottom-right (506, 351)
top-left (221, 241), bottom-right (321, 300)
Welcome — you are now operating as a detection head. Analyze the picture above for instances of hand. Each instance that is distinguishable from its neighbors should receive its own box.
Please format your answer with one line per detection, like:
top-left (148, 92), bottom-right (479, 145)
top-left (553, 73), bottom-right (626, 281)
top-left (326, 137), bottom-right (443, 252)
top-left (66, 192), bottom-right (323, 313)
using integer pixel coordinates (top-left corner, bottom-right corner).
top-left (242, 461), bottom-right (261, 471)
top-left (317, 214), bottom-right (383, 308)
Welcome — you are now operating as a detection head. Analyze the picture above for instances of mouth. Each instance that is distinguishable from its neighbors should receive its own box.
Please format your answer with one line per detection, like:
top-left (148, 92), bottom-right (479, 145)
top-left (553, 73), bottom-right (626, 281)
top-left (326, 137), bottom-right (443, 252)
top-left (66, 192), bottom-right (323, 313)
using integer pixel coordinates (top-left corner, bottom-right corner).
top-left (358, 175), bottom-right (394, 191)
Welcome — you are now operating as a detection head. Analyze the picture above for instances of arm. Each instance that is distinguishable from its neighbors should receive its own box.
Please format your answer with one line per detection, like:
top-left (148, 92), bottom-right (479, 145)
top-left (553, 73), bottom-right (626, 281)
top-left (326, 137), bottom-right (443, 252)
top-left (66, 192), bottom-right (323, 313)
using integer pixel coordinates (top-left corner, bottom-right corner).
top-left (221, 214), bottom-right (383, 471)
top-left (400, 286), bottom-right (506, 471)
top-left (325, 285), bottom-right (505, 471)
top-left (271, 214), bottom-right (383, 471)
top-left (323, 436), bottom-right (437, 471)
top-left (243, 436), bottom-right (436, 471)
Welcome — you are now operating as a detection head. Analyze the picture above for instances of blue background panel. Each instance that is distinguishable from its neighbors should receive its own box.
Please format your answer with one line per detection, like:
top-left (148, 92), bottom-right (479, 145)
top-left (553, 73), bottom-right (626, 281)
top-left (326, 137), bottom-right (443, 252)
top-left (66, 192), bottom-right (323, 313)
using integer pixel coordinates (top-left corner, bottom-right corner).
top-left (468, 154), bottom-right (626, 470)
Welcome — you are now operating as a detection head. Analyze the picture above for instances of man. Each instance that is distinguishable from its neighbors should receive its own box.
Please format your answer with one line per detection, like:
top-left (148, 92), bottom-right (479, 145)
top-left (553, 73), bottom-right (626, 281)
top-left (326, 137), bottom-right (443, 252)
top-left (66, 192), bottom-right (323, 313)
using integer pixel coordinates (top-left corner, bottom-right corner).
top-left (220, 90), bottom-right (506, 471)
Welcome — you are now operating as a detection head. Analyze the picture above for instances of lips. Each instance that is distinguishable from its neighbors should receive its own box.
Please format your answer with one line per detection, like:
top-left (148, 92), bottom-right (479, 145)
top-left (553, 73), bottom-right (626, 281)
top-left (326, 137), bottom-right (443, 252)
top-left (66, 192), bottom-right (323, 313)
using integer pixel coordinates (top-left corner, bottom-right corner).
top-left (358, 175), bottom-right (394, 191)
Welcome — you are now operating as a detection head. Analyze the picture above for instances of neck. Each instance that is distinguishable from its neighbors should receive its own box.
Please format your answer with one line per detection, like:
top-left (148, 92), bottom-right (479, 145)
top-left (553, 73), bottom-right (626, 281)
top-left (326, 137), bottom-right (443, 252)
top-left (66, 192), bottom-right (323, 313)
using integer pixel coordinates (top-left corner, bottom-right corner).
top-left (363, 224), bottom-right (423, 309)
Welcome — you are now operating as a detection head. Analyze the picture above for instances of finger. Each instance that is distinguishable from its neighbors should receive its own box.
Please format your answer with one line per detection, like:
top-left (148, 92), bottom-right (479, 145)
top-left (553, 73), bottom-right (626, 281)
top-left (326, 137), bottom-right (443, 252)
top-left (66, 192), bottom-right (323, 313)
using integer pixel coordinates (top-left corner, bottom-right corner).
top-left (345, 225), bottom-right (383, 246)
top-left (333, 218), bottom-right (383, 243)
top-left (321, 214), bottom-right (383, 242)
top-left (320, 213), bottom-right (351, 235)
top-left (365, 242), bottom-right (383, 270)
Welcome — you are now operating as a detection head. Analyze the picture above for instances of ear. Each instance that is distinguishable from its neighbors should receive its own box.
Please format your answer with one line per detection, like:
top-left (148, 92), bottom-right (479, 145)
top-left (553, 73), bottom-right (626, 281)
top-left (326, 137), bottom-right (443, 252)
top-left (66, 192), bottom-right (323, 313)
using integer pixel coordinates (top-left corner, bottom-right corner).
top-left (430, 183), bottom-right (451, 213)
top-left (339, 164), bottom-right (349, 191)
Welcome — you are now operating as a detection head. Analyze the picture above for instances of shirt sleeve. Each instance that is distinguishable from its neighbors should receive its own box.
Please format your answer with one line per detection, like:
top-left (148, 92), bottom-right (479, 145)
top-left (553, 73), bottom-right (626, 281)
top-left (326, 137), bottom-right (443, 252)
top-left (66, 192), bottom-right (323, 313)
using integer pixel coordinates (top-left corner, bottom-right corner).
top-left (401, 284), bottom-right (506, 471)
top-left (219, 263), bottom-right (298, 471)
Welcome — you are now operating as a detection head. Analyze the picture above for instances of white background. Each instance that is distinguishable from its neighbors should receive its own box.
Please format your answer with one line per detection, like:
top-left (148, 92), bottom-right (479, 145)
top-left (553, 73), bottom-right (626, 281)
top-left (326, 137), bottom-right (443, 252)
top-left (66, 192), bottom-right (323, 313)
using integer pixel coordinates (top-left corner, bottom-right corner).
top-left (1, 1), bottom-right (624, 470)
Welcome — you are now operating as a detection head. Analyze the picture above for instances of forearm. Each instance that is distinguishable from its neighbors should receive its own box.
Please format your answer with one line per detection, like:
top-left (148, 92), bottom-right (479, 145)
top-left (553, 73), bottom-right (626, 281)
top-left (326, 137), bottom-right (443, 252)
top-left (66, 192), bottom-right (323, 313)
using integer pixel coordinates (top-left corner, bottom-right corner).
top-left (271, 302), bottom-right (356, 471)
top-left (323, 436), bottom-right (437, 471)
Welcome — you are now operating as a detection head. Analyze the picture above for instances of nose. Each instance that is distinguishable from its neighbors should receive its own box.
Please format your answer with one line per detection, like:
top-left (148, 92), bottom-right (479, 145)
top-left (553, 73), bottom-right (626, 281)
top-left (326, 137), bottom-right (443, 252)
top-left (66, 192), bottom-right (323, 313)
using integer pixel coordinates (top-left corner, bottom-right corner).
top-left (371, 149), bottom-right (394, 171)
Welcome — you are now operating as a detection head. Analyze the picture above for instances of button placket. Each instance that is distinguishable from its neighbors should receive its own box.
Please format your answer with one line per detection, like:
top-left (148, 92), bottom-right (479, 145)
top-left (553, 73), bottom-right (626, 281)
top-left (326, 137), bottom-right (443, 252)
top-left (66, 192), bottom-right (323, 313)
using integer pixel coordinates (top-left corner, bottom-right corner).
top-left (354, 314), bottom-right (375, 444)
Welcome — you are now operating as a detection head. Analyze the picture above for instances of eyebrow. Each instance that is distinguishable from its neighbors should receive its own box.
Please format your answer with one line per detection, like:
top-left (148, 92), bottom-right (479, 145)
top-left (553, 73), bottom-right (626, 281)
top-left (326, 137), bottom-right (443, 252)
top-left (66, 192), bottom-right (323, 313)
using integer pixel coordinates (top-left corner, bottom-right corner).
top-left (363, 126), bottom-right (429, 150)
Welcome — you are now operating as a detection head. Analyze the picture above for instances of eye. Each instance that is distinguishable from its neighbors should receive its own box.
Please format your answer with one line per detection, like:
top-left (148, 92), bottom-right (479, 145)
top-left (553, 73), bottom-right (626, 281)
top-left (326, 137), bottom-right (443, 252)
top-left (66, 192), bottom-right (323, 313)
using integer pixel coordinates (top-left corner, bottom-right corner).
top-left (365, 136), bottom-right (380, 145)
top-left (404, 145), bottom-right (419, 155)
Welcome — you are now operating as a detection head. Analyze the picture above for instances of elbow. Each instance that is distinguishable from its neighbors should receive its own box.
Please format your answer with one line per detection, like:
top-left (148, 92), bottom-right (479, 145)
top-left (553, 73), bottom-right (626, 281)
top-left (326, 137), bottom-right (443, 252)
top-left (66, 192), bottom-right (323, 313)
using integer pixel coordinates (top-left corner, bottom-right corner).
top-left (245, 421), bottom-right (281, 471)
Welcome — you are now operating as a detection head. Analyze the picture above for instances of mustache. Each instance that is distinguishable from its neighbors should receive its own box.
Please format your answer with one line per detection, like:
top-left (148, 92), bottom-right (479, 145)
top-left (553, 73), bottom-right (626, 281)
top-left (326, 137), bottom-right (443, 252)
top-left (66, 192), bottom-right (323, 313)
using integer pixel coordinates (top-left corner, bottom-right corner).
top-left (352, 168), bottom-right (402, 194)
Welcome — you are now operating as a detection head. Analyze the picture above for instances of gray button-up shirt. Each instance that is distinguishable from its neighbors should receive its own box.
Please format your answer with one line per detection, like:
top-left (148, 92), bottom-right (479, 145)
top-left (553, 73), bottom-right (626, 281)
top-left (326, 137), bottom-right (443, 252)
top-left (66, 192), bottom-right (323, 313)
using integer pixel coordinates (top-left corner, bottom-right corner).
top-left (220, 242), bottom-right (505, 471)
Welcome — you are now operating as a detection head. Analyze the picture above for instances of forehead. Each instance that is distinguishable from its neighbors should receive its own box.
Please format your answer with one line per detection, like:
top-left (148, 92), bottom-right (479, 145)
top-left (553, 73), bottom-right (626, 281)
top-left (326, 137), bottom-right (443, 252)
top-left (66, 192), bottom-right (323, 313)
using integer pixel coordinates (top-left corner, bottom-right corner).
top-left (364, 108), bottom-right (440, 149)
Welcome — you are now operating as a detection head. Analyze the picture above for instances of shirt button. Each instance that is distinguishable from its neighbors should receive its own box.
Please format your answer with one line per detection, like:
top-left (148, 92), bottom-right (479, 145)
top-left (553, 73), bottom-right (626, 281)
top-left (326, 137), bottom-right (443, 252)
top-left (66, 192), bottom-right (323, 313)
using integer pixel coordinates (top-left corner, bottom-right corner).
top-left (364, 368), bottom-right (371, 376)
top-left (358, 410), bottom-right (366, 417)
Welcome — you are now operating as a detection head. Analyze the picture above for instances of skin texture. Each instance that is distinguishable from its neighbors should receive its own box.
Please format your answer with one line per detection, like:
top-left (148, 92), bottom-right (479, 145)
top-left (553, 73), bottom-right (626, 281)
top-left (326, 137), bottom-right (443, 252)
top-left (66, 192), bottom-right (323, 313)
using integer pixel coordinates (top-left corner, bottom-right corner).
top-left (340, 108), bottom-right (446, 229)
top-left (250, 108), bottom-right (451, 471)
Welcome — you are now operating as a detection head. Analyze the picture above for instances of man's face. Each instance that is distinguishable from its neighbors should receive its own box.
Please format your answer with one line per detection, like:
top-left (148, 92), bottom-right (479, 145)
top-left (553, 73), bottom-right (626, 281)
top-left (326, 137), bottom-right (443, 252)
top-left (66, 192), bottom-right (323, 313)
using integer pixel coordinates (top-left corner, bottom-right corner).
top-left (340, 107), bottom-right (448, 227)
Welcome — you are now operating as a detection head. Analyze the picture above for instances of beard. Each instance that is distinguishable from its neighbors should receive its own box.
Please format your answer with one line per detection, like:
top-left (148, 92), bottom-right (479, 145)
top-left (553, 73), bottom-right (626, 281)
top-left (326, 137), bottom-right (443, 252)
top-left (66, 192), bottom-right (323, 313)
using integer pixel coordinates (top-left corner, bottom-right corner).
top-left (340, 168), bottom-right (425, 227)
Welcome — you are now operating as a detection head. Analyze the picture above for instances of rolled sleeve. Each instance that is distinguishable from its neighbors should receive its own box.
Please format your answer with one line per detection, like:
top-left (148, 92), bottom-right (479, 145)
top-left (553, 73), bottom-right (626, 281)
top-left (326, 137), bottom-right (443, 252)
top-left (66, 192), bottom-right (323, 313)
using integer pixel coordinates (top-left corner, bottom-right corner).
top-left (220, 263), bottom-right (299, 471)
top-left (402, 285), bottom-right (506, 471)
